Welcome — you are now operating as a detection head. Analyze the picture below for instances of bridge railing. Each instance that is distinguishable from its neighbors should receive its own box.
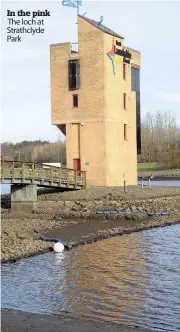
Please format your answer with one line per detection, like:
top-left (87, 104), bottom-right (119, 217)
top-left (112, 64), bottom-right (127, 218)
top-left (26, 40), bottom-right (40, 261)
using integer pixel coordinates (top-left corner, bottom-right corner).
top-left (0, 160), bottom-right (86, 188)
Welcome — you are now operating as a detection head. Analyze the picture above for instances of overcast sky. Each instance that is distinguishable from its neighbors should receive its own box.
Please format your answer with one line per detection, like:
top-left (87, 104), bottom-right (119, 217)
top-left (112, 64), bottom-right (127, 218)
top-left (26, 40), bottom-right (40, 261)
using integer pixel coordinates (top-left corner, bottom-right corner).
top-left (1, 1), bottom-right (180, 143)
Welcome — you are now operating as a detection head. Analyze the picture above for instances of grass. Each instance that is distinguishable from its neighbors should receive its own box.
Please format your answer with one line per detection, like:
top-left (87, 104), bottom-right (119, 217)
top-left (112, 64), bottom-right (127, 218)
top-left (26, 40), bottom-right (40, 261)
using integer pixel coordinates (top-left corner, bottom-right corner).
top-left (137, 162), bottom-right (162, 172)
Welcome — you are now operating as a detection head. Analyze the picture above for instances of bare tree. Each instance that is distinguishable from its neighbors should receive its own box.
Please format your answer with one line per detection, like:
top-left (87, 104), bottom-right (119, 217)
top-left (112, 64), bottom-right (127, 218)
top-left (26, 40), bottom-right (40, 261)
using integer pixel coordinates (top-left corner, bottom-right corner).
top-left (139, 111), bottom-right (180, 168)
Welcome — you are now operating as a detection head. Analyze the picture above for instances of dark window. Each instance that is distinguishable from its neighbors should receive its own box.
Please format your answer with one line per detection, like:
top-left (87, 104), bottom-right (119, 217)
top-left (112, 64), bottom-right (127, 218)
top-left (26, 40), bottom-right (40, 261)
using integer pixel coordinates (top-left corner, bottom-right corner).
top-left (123, 63), bottom-right (126, 80)
top-left (69, 60), bottom-right (80, 90)
top-left (73, 94), bottom-right (78, 107)
top-left (131, 67), bottom-right (141, 154)
top-left (123, 93), bottom-right (127, 109)
top-left (136, 91), bottom-right (141, 154)
top-left (131, 67), bottom-right (140, 92)
top-left (124, 124), bottom-right (127, 140)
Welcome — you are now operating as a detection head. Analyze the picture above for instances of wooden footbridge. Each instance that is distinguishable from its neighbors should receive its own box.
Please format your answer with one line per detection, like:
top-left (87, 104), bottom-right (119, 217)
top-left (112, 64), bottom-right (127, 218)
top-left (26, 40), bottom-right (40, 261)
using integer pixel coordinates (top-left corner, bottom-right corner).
top-left (1, 160), bottom-right (86, 189)
top-left (0, 160), bottom-right (86, 212)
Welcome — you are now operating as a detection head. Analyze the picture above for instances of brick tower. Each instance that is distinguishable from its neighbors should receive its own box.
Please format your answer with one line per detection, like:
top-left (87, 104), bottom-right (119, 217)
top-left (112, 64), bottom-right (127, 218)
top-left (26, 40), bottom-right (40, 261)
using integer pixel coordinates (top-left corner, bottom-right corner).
top-left (50, 15), bottom-right (141, 186)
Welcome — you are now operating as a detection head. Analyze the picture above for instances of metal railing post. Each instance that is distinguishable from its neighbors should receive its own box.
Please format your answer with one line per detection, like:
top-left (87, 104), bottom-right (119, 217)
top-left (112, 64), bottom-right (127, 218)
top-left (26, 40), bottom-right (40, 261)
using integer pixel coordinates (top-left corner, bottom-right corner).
top-left (148, 174), bottom-right (153, 188)
top-left (148, 176), bottom-right (151, 188)
top-left (141, 177), bottom-right (144, 189)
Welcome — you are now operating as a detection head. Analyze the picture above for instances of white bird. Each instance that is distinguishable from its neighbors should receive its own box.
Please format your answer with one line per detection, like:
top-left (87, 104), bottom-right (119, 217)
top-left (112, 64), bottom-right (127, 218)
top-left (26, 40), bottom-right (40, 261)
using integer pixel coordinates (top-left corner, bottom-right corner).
top-left (53, 242), bottom-right (64, 253)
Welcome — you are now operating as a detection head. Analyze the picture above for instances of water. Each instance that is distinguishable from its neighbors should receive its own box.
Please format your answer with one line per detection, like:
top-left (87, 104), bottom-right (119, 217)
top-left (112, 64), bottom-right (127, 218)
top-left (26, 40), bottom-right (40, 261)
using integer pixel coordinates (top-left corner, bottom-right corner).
top-left (1, 184), bottom-right (11, 195)
top-left (1, 180), bottom-right (179, 196)
top-left (139, 180), bottom-right (180, 187)
top-left (1, 225), bottom-right (180, 332)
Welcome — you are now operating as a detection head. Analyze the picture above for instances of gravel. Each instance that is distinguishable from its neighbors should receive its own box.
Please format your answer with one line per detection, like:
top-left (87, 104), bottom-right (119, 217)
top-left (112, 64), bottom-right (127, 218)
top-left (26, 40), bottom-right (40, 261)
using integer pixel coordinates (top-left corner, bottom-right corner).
top-left (1, 186), bottom-right (180, 263)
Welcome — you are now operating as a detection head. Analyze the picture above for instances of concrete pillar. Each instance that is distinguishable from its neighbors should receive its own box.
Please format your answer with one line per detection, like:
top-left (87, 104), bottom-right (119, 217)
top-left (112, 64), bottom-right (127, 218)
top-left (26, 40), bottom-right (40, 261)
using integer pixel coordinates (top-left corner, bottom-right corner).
top-left (11, 184), bottom-right (37, 213)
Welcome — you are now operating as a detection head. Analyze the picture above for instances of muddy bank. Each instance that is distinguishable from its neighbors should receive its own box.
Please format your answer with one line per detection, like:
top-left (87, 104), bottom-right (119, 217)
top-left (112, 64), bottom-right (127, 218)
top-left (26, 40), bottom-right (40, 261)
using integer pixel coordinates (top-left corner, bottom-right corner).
top-left (1, 187), bottom-right (180, 332)
top-left (138, 168), bottom-right (180, 178)
top-left (37, 185), bottom-right (180, 202)
top-left (1, 184), bottom-right (180, 209)
top-left (1, 186), bottom-right (180, 263)
top-left (1, 309), bottom-right (152, 332)
top-left (1, 213), bottom-right (179, 263)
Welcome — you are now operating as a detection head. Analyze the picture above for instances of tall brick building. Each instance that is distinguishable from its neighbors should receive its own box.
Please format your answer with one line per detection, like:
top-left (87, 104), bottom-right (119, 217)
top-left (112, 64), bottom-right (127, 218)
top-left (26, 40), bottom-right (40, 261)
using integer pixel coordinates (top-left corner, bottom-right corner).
top-left (50, 15), bottom-right (141, 187)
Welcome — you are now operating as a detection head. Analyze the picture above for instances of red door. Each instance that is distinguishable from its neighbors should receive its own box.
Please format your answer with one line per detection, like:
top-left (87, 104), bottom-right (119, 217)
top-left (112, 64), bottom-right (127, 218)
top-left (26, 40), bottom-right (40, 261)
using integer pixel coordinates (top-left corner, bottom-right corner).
top-left (73, 159), bottom-right (81, 176)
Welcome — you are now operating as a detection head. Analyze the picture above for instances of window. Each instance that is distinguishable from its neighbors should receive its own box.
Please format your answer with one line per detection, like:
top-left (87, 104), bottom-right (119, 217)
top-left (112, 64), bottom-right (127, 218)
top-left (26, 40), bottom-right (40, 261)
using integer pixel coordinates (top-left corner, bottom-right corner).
top-left (131, 67), bottom-right (141, 154)
top-left (131, 67), bottom-right (140, 92)
top-left (69, 60), bottom-right (80, 90)
top-left (123, 93), bottom-right (127, 109)
top-left (123, 63), bottom-right (126, 80)
top-left (124, 124), bottom-right (127, 140)
top-left (73, 94), bottom-right (78, 107)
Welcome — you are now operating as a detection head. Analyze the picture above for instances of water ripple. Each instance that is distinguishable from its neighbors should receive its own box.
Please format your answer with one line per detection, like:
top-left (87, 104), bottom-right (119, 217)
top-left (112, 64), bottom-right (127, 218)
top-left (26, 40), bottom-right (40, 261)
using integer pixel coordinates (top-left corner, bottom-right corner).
top-left (1, 224), bottom-right (180, 331)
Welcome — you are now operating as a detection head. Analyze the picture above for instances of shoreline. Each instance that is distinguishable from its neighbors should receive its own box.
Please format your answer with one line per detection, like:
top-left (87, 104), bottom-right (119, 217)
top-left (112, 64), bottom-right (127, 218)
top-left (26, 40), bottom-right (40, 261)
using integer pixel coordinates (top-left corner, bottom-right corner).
top-left (1, 186), bottom-right (180, 332)
top-left (2, 217), bottom-right (180, 264)
top-left (1, 174), bottom-right (180, 201)
top-left (138, 168), bottom-right (180, 178)
top-left (1, 185), bottom-right (180, 263)
top-left (1, 309), bottom-right (153, 332)
top-left (138, 176), bottom-right (180, 181)
top-left (2, 222), bottom-right (179, 332)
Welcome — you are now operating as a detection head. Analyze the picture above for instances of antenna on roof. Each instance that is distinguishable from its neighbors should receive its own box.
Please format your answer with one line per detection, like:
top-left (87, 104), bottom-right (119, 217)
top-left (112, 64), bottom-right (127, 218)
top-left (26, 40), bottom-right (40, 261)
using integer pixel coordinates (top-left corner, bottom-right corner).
top-left (99, 15), bottom-right (103, 24)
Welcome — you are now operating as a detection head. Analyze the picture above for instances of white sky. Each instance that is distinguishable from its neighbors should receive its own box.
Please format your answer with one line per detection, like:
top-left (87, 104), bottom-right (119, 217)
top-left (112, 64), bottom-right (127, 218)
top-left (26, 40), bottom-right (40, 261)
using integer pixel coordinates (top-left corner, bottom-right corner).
top-left (1, 1), bottom-right (180, 143)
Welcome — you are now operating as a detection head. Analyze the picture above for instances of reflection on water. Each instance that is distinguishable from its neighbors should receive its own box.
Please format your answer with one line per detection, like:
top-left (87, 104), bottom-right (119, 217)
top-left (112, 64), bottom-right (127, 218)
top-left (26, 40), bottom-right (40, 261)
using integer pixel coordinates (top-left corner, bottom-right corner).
top-left (1, 224), bottom-right (180, 332)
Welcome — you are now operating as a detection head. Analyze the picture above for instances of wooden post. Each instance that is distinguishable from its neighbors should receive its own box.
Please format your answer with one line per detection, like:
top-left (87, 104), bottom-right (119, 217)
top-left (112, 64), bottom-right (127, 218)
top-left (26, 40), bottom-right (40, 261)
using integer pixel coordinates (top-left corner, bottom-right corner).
top-left (84, 172), bottom-right (86, 188)
top-left (50, 166), bottom-right (53, 185)
top-left (124, 180), bottom-right (126, 193)
top-left (75, 170), bottom-right (77, 188)
top-left (32, 163), bottom-right (35, 184)
top-left (82, 171), bottom-right (86, 188)
top-left (22, 162), bottom-right (25, 183)
top-left (2, 160), bottom-right (4, 181)
top-left (59, 167), bottom-right (61, 186)
top-left (67, 169), bottom-right (69, 187)
top-left (12, 160), bottom-right (15, 183)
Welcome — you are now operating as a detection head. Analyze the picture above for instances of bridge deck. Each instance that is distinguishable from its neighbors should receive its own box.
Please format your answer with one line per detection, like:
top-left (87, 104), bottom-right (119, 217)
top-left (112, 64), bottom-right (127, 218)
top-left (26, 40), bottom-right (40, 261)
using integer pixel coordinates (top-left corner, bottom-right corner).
top-left (1, 161), bottom-right (86, 189)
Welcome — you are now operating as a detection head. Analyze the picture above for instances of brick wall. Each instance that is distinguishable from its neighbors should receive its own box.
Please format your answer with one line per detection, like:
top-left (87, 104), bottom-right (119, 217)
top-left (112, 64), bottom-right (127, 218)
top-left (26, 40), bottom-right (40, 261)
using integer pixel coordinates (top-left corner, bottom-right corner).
top-left (50, 16), bottom-right (141, 187)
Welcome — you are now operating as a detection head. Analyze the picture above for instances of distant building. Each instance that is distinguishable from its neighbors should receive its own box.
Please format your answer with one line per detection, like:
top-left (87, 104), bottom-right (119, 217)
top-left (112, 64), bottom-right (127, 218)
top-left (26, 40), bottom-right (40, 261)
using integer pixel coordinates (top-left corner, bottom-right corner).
top-left (42, 162), bottom-right (61, 168)
top-left (50, 15), bottom-right (141, 186)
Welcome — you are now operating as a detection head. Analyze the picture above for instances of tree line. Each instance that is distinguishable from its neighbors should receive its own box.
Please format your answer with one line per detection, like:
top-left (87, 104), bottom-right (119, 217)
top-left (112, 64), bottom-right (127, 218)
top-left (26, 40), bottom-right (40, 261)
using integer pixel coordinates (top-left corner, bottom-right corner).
top-left (1, 111), bottom-right (180, 169)
top-left (139, 111), bottom-right (180, 169)
top-left (1, 139), bottom-right (66, 165)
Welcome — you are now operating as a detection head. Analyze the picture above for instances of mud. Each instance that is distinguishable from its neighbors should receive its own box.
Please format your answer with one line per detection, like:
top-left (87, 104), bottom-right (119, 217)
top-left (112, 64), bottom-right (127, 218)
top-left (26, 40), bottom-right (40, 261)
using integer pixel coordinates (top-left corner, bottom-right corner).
top-left (1, 187), bottom-right (180, 263)
top-left (1, 186), bottom-right (180, 332)
top-left (1, 309), bottom-right (152, 332)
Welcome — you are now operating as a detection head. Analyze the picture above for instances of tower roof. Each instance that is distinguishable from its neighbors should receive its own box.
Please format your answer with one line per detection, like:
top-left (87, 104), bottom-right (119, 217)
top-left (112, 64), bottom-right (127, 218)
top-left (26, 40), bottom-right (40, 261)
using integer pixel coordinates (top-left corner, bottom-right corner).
top-left (79, 15), bottom-right (124, 40)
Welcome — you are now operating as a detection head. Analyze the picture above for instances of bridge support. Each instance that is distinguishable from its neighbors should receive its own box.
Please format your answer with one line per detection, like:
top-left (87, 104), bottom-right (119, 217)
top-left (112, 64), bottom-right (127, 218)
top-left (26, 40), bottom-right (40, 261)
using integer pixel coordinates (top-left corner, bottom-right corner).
top-left (11, 184), bottom-right (37, 213)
